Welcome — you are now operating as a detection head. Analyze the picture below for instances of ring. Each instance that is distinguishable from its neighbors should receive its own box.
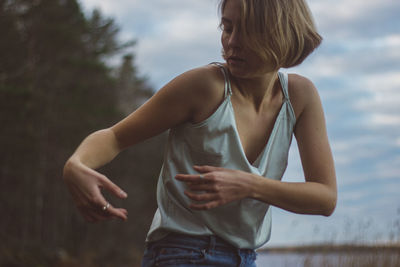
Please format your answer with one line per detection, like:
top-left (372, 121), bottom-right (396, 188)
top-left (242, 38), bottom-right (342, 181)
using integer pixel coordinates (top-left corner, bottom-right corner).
top-left (102, 202), bottom-right (110, 211)
top-left (199, 175), bottom-right (205, 179)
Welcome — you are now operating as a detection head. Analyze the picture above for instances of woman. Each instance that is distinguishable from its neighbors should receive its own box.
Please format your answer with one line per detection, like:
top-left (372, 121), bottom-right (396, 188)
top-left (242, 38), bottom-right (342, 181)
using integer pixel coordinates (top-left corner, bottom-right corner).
top-left (63, 0), bottom-right (337, 266)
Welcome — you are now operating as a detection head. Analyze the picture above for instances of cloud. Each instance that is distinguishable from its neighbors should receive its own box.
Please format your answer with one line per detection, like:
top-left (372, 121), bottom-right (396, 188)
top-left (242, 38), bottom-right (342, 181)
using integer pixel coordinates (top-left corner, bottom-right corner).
top-left (370, 114), bottom-right (400, 126)
top-left (80, 0), bottom-right (222, 88)
top-left (309, 0), bottom-right (400, 39)
top-left (356, 71), bottom-right (400, 103)
top-left (295, 36), bottom-right (400, 82)
top-left (134, 8), bottom-right (221, 88)
top-left (79, 0), bottom-right (220, 36)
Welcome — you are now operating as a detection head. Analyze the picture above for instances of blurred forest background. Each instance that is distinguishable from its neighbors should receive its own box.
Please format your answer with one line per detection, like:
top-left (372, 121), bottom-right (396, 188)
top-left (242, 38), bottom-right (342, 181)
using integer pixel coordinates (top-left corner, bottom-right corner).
top-left (0, 0), bottom-right (165, 266)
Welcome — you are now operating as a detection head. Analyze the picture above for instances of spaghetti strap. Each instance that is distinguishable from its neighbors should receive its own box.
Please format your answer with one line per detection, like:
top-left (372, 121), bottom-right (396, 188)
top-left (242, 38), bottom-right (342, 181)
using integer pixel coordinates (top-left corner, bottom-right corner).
top-left (278, 72), bottom-right (290, 100)
top-left (210, 62), bottom-right (233, 97)
top-left (210, 63), bottom-right (288, 101)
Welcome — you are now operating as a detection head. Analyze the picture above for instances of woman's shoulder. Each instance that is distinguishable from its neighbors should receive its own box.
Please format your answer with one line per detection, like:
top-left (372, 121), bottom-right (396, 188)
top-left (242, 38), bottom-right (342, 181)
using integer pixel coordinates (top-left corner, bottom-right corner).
top-left (167, 64), bottom-right (225, 95)
top-left (288, 73), bottom-right (317, 97)
top-left (163, 64), bottom-right (227, 124)
top-left (287, 73), bottom-right (320, 120)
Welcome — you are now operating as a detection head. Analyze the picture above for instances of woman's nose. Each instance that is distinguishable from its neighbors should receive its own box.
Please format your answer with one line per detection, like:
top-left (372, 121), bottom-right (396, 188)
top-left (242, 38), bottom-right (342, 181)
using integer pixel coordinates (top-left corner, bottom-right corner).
top-left (228, 29), bottom-right (241, 48)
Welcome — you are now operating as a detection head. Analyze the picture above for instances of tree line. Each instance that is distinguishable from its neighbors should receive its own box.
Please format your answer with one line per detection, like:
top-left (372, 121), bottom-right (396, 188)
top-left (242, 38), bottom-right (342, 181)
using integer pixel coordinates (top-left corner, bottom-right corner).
top-left (0, 0), bottom-right (165, 266)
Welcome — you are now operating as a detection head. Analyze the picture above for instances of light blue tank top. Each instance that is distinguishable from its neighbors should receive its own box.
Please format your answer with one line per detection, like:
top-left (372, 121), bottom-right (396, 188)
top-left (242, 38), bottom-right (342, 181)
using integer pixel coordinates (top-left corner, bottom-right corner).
top-left (146, 63), bottom-right (296, 249)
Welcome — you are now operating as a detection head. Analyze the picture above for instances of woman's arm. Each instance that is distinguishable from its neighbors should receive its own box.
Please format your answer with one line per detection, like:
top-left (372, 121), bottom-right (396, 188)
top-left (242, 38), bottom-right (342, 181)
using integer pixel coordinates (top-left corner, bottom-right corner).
top-left (63, 65), bottom-right (225, 222)
top-left (176, 75), bottom-right (337, 216)
top-left (251, 75), bottom-right (337, 215)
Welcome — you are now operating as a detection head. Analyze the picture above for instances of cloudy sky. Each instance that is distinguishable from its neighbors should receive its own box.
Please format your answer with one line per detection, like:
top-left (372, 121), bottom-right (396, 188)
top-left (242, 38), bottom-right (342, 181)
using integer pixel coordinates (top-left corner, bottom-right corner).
top-left (79, 0), bottom-right (400, 246)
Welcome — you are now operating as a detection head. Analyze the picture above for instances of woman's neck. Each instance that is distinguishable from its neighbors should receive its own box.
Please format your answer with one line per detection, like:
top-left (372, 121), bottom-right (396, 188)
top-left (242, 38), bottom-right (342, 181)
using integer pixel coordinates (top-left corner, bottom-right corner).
top-left (232, 71), bottom-right (280, 112)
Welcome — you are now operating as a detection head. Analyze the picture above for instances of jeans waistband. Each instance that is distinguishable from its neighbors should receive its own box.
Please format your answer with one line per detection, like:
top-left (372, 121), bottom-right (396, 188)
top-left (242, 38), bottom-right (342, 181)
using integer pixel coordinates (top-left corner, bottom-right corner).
top-left (147, 232), bottom-right (253, 254)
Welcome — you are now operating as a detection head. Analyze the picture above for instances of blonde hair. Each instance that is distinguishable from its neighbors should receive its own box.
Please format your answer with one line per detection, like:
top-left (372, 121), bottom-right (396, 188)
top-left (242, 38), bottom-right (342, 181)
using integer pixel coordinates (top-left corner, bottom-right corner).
top-left (219, 0), bottom-right (322, 69)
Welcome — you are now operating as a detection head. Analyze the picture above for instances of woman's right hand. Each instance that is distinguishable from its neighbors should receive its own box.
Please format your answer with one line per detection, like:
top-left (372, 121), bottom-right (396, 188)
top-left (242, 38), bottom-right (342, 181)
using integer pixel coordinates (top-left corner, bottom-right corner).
top-left (63, 158), bottom-right (128, 223)
top-left (61, 65), bottom-right (223, 222)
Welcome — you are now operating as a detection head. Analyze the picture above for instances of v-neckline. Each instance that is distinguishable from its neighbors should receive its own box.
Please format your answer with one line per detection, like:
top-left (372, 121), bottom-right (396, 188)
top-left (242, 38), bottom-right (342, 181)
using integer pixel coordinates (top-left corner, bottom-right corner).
top-left (228, 73), bottom-right (287, 167)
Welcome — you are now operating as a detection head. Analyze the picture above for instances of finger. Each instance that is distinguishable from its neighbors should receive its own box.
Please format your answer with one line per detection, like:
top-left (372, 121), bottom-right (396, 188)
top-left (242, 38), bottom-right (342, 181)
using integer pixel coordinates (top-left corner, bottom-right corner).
top-left (85, 187), bottom-right (128, 221)
top-left (65, 169), bottom-right (128, 221)
top-left (184, 190), bottom-right (219, 202)
top-left (99, 201), bottom-right (128, 221)
top-left (99, 175), bottom-right (128, 199)
top-left (193, 165), bottom-right (223, 173)
top-left (119, 208), bottom-right (128, 217)
top-left (77, 199), bottom-right (111, 220)
top-left (112, 207), bottom-right (129, 219)
top-left (89, 203), bottom-right (127, 221)
top-left (175, 174), bottom-right (211, 184)
top-left (188, 183), bottom-right (216, 192)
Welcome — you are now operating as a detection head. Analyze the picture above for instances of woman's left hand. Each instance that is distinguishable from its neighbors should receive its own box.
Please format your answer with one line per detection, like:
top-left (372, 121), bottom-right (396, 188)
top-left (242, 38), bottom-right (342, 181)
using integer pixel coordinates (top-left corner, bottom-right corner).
top-left (175, 165), bottom-right (253, 210)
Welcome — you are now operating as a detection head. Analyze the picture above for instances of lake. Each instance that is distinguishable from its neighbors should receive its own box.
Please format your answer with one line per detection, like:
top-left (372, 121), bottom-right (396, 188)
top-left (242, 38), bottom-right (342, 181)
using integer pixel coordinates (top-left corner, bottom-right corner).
top-left (255, 250), bottom-right (400, 267)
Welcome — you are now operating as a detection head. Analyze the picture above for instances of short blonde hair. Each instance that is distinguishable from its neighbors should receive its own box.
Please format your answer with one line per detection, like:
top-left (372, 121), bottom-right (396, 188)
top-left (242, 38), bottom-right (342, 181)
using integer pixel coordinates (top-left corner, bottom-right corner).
top-left (219, 0), bottom-right (322, 69)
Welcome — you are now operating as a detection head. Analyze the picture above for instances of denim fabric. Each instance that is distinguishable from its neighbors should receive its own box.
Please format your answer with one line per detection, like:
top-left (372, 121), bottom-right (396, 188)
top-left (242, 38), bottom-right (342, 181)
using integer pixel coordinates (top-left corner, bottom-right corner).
top-left (141, 233), bottom-right (257, 267)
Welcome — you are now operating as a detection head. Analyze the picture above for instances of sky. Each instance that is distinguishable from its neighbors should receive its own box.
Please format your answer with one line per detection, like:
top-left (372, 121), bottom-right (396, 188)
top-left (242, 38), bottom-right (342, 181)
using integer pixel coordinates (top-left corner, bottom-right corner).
top-left (78, 0), bottom-right (400, 246)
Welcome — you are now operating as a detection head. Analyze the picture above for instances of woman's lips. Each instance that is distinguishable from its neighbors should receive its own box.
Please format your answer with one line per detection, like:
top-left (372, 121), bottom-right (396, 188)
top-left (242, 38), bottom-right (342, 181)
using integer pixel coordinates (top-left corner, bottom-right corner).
top-left (228, 56), bottom-right (245, 65)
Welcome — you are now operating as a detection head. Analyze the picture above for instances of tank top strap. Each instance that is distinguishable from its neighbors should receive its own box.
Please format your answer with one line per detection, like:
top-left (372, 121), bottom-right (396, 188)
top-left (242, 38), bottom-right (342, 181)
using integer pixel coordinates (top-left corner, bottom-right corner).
top-left (278, 72), bottom-right (290, 100)
top-left (209, 62), bottom-right (233, 97)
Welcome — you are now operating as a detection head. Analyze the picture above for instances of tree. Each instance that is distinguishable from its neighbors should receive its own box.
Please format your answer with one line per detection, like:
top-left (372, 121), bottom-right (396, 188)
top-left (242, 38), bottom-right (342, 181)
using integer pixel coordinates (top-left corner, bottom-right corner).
top-left (0, 1), bottom-right (163, 265)
top-left (116, 54), bottom-right (153, 114)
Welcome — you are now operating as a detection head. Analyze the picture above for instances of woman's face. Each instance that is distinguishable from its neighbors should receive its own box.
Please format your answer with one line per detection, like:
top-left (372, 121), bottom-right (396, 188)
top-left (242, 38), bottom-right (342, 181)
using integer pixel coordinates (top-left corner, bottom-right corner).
top-left (221, 0), bottom-right (271, 78)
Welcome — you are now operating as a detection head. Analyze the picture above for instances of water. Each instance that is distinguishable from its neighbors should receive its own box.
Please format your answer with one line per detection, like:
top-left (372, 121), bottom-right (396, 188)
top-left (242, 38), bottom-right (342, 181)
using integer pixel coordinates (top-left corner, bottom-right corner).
top-left (255, 251), bottom-right (400, 267)
top-left (256, 252), bottom-right (306, 267)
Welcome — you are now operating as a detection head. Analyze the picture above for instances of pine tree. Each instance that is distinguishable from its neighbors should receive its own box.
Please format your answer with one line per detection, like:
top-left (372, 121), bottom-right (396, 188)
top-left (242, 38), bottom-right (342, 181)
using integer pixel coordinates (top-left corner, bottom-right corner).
top-left (0, 1), bottom-right (162, 265)
top-left (117, 54), bottom-right (153, 114)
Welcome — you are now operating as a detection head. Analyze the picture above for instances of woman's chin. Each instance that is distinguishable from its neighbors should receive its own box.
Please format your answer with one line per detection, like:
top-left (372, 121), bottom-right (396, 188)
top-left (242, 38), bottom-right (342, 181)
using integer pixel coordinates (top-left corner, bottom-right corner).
top-left (226, 62), bottom-right (248, 77)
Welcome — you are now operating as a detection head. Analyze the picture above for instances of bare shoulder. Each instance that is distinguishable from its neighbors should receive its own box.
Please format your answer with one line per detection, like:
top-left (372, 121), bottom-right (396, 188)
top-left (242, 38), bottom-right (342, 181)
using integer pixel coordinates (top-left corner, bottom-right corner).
top-left (111, 64), bottom-right (226, 147)
top-left (165, 64), bottom-right (226, 123)
top-left (287, 73), bottom-right (320, 120)
top-left (170, 64), bottom-right (224, 99)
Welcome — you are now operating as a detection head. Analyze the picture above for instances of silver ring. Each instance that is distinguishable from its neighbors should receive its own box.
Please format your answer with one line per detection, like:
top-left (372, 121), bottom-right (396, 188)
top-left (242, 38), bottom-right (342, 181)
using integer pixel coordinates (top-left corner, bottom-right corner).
top-left (199, 175), bottom-right (205, 179)
top-left (102, 202), bottom-right (110, 211)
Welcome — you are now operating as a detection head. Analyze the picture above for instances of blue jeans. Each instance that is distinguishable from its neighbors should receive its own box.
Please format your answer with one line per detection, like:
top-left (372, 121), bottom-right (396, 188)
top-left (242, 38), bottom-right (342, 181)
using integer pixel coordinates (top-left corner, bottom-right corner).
top-left (141, 233), bottom-right (257, 267)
